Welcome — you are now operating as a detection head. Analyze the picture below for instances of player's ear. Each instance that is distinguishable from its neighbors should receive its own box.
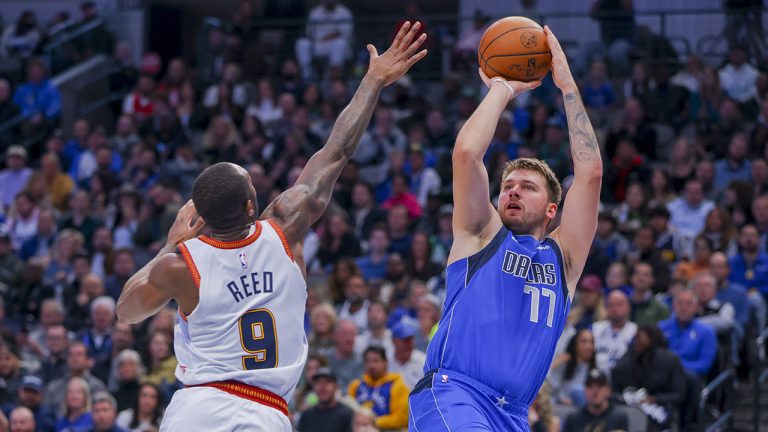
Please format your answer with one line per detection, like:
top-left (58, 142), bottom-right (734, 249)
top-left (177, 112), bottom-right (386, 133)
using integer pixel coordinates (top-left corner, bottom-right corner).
top-left (246, 200), bottom-right (255, 218)
top-left (546, 203), bottom-right (558, 219)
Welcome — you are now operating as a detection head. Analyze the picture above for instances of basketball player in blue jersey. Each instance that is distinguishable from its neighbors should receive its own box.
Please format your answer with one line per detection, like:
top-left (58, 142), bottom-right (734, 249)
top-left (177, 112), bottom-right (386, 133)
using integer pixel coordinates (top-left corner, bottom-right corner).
top-left (116, 23), bottom-right (427, 432)
top-left (408, 26), bottom-right (602, 431)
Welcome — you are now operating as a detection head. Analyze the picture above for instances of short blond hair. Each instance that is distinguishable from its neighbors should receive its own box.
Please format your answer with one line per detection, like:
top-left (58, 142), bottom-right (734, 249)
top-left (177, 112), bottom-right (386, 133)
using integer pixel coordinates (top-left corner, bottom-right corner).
top-left (501, 158), bottom-right (562, 205)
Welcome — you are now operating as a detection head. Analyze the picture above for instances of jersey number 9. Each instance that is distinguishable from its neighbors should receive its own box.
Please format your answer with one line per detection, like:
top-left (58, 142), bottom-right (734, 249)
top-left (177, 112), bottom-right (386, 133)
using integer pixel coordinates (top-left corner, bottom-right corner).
top-left (238, 309), bottom-right (278, 370)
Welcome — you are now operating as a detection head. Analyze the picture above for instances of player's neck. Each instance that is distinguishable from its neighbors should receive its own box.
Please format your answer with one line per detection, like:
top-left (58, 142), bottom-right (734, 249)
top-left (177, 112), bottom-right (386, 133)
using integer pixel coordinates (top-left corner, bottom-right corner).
top-left (209, 222), bottom-right (255, 242)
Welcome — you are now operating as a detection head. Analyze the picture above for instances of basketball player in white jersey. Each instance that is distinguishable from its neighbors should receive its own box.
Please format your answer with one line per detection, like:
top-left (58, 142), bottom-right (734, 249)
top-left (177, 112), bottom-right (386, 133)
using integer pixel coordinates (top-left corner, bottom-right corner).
top-left (116, 22), bottom-right (427, 431)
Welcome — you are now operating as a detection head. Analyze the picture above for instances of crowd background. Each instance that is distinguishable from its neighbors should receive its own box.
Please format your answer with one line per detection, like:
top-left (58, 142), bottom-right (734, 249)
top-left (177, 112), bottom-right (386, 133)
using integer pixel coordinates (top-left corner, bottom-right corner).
top-left (0, 0), bottom-right (767, 431)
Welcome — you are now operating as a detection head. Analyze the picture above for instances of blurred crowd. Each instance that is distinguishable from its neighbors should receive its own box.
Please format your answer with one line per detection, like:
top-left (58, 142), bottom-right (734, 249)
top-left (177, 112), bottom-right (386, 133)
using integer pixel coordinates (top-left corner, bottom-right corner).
top-left (0, 0), bottom-right (767, 431)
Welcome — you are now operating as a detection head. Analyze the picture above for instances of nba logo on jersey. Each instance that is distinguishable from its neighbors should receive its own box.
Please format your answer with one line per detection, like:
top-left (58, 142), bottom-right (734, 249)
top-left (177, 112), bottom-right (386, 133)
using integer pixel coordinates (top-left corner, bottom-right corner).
top-left (239, 252), bottom-right (247, 269)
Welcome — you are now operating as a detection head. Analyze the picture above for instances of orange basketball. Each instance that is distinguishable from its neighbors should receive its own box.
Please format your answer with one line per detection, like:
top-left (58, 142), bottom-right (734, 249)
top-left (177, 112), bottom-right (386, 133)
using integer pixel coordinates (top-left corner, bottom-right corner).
top-left (478, 16), bottom-right (551, 82)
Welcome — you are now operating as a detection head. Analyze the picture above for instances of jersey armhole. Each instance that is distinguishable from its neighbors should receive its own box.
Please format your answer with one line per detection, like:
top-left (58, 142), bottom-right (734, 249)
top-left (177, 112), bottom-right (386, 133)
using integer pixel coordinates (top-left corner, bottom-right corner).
top-left (177, 244), bottom-right (201, 289)
top-left (465, 226), bottom-right (507, 286)
top-left (544, 237), bottom-right (569, 303)
top-left (266, 219), bottom-right (295, 262)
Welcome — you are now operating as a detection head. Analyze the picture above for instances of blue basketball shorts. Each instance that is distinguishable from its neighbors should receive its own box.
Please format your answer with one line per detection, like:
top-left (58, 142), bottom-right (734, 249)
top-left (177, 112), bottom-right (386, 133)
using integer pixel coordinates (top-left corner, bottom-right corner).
top-left (408, 368), bottom-right (530, 432)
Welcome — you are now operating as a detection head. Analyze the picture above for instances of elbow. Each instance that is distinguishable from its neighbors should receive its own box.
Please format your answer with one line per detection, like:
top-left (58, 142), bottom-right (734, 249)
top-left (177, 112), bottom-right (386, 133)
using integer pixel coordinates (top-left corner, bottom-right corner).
top-left (452, 143), bottom-right (478, 163)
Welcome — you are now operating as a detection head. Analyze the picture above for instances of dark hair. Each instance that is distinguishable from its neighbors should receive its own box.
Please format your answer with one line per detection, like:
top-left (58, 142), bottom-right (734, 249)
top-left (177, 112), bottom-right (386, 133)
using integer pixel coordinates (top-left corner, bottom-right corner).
top-left (192, 163), bottom-right (254, 230)
top-left (129, 383), bottom-right (163, 429)
top-left (563, 329), bottom-right (596, 381)
top-left (647, 206), bottom-right (670, 220)
top-left (363, 346), bottom-right (387, 361)
top-left (637, 325), bottom-right (667, 350)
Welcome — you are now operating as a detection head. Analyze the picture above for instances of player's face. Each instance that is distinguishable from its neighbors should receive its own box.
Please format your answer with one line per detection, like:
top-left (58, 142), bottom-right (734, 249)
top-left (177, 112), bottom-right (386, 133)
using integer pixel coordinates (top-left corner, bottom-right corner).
top-left (498, 170), bottom-right (554, 235)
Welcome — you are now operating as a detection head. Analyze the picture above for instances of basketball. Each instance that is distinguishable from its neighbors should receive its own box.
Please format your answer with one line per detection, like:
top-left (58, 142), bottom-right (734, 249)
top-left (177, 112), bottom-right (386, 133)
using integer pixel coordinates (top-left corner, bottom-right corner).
top-left (478, 16), bottom-right (551, 82)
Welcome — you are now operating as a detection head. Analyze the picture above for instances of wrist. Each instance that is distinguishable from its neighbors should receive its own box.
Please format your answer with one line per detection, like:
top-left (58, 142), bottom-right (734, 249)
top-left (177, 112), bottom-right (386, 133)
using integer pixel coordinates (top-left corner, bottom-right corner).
top-left (362, 73), bottom-right (386, 89)
top-left (490, 78), bottom-right (515, 98)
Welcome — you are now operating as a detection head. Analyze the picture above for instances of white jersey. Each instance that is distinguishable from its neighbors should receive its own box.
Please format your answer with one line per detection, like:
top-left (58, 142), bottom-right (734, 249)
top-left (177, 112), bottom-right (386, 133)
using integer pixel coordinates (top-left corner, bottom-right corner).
top-left (174, 220), bottom-right (308, 401)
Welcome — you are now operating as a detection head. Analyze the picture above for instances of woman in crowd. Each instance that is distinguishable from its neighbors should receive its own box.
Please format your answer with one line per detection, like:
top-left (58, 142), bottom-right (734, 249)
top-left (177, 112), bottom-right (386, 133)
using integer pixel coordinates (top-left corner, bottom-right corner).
top-left (116, 382), bottom-right (164, 432)
top-left (56, 377), bottom-right (92, 432)
top-left (307, 303), bottom-right (337, 359)
top-left (548, 329), bottom-right (597, 407)
top-left (674, 235), bottom-right (715, 281)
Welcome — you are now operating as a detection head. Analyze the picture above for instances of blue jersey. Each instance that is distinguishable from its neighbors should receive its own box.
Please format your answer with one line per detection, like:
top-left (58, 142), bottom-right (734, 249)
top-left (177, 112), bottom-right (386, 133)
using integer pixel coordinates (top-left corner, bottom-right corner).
top-left (424, 227), bottom-right (571, 406)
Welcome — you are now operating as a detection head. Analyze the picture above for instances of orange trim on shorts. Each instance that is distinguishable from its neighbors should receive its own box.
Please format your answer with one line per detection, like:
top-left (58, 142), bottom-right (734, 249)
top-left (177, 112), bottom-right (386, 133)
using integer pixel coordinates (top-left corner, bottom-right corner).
top-left (199, 222), bottom-right (263, 249)
top-left (177, 243), bottom-right (201, 289)
top-left (266, 220), bottom-right (294, 262)
top-left (188, 381), bottom-right (289, 417)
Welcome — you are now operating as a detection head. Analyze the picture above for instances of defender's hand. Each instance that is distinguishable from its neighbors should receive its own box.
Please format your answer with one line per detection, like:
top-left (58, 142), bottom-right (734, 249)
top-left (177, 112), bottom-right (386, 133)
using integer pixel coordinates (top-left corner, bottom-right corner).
top-left (478, 68), bottom-right (541, 102)
top-left (167, 200), bottom-right (205, 246)
top-left (544, 25), bottom-right (577, 93)
top-left (365, 21), bottom-right (428, 87)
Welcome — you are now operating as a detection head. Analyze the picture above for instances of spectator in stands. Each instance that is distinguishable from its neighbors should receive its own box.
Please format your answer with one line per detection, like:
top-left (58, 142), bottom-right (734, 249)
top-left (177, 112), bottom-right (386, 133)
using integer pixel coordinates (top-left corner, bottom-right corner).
top-left (56, 376), bottom-right (93, 431)
top-left (104, 249), bottom-right (135, 301)
top-left (628, 262), bottom-right (670, 325)
top-left (308, 303), bottom-right (336, 359)
top-left (407, 144), bottom-right (441, 208)
top-left (644, 63), bottom-right (690, 131)
top-left (105, 322), bottom-right (134, 391)
top-left (354, 302), bottom-right (394, 359)
top-left (296, 368), bottom-right (353, 432)
top-left (667, 178), bottom-right (716, 248)
top-left (59, 190), bottom-right (102, 248)
top-left (405, 232), bottom-right (440, 282)
top-left (386, 205), bottom-right (413, 258)
top-left (121, 75), bottom-right (156, 122)
top-left (626, 227), bottom-right (671, 292)
top-left (0, 11), bottom-right (41, 59)
top-left (81, 297), bottom-right (115, 384)
top-left (0, 344), bottom-right (23, 406)
top-left (350, 182), bottom-right (387, 241)
top-left (141, 332), bottom-right (176, 391)
top-left (388, 319), bottom-right (426, 390)
top-left (27, 299), bottom-right (65, 357)
top-left (8, 375), bottom-right (56, 432)
top-left (415, 293), bottom-right (440, 351)
top-left (671, 54), bottom-right (703, 94)
top-left (91, 392), bottom-right (127, 432)
top-left (327, 319), bottom-right (363, 392)
top-left (719, 45), bottom-right (760, 116)
top-left (715, 132), bottom-right (752, 191)
top-left (295, 0), bottom-right (354, 80)
top-left (729, 224), bottom-right (768, 296)
top-left (701, 207), bottom-right (737, 255)
top-left (203, 63), bottom-right (247, 124)
top-left (351, 407), bottom-right (378, 432)
top-left (693, 272), bottom-right (737, 334)
top-left (674, 235), bottom-right (714, 282)
top-left (710, 252), bottom-right (754, 329)
top-left (0, 146), bottom-right (33, 211)
top-left (659, 287), bottom-right (718, 378)
top-left (7, 191), bottom-right (39, 251)
top-left (338, 275), bottom-right (369, 332)
top-left (9, 406), bottom-right (34, 432)
top-left (582, 61), bottom-right (615, 123)
top-left (13, 59), bottom-right (61, 127)
top-left (453, 10), bottom-right (490, 70)
top-left (355, 106), bottom-right (407, 186)
top-left (317, 212), bottom-right (361, 269)
top-left (568, 275), bottom-right (607, 331)
top-left (549, 329), bottom-right (596, 407)
top-left (111, 350), bottom-right (142, 412)
top-left (0, 79), bottom-right (21, 143)
top-left (593, 290), bottom-right (637, 374)
top-left (115, 383), bottom-right (163, 432)
top-left (45, 342), bottom-right (106, 410)
top-left (157, 58), bottom-right (187, 109)
top-left (348, 346), bottom-right (409, 430)
top-left (355, 226), bottom-right (389, 282)
top-left (562, 368), bottom-right (628, 432)
top-left (19, 208), bottom-right (56, 261)
top-left (38, 325), bottom-right (69, 385)
top-left (612, 325), bottom-right (686, 430)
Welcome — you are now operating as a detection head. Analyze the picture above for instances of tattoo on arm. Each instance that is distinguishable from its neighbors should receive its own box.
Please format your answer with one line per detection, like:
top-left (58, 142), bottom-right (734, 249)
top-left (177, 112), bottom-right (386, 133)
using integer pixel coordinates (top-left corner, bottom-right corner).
top-left (564, 92), bottom-right (600, 163)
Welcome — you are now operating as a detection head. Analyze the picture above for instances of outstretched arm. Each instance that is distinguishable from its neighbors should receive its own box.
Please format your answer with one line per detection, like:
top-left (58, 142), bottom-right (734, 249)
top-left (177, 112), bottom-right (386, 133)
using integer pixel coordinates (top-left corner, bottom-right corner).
top-left (545, 26), bottom-right (603, 298)
top-left (117, 201), bottom-right (204, 324)
top-left (261, 22), bottom-right (427, 264)
top-left (448, 71), bottom-right (540, 265)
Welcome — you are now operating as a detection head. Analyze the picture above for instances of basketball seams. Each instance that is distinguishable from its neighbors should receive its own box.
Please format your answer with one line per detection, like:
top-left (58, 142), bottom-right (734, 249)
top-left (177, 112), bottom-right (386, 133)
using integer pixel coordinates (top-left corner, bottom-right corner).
top-left (479, 26), bottom-right (544, 59)
top-left (485, 52), bottom-right (552, 59)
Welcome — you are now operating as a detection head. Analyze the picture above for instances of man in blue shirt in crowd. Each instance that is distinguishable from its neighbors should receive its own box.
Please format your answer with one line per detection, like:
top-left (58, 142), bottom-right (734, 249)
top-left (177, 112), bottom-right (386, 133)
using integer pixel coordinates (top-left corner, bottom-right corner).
top-left (659, 286), bottom-right (717, 429)
top-left (729, 224), bottom-right (768, 298)
top-left (13, 59), bottom-right (61, 124)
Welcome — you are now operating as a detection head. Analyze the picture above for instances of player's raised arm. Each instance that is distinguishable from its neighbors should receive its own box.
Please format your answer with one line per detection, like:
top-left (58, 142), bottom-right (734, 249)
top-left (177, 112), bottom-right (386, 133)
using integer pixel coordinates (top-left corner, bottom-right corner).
top-left (117, 200), bottom-right (204, 324)
top-left (261, 22), bottom-right (427, 260)
top-left (448, 70), bottom-right (540, 264)
top-left (545, 25), bottom-right (603, 297)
